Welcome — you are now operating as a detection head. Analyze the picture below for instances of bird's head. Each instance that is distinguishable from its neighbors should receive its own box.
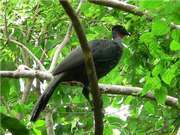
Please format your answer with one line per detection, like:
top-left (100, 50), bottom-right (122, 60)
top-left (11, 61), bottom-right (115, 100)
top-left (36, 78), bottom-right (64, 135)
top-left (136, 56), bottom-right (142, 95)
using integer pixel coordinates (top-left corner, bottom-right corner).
top-left (112, 25), bottom-right (130, 41)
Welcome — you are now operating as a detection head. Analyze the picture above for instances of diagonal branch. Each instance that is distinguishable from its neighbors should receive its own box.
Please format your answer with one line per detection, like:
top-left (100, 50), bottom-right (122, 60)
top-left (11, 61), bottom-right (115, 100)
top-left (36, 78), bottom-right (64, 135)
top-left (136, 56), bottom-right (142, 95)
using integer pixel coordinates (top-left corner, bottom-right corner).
top-left (59, 1), bottom-right (103, 135)
top-left (9, 38), bottom-right (46, 71)
top-left (89, 0), bottom-right (145, 16)
top-left (89, 0), bottom-right (180, 29)
top-left (0, 70), bottom-right (179, 108)
top-left (49, 0), bottom-right (83, 72)
top-left (49, 24), bottom-right (73, 72)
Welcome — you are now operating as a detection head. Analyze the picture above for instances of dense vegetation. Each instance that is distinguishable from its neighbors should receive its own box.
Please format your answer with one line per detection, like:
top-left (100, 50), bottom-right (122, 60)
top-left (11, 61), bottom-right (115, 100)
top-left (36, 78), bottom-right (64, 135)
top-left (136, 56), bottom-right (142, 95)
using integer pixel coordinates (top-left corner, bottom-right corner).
top-left (0, 0), bottom-right (179, 135)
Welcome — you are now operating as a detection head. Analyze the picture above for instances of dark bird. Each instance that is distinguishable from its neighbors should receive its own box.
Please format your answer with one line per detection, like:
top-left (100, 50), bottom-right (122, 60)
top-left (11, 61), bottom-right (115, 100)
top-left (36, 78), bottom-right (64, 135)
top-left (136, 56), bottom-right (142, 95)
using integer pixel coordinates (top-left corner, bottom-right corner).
top-left (30, 25), bottom-right (130, 121)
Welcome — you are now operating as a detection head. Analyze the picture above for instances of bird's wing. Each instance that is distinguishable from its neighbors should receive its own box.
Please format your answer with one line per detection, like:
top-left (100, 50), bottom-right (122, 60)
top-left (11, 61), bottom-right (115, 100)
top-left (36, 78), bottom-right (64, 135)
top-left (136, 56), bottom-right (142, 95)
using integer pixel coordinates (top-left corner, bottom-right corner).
top-left (52, 40), bottom-right (121, 75)
top-left (52, 46), bottom-right (84, 75)
top-left (92, 40), bottom-right (122, 62)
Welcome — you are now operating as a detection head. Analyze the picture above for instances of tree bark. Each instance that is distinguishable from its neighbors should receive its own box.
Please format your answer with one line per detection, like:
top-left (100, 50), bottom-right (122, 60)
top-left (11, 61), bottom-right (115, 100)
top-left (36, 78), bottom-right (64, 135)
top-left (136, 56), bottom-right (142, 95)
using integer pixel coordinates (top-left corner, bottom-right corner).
top-left (59, 1), bottom-right (104, 135)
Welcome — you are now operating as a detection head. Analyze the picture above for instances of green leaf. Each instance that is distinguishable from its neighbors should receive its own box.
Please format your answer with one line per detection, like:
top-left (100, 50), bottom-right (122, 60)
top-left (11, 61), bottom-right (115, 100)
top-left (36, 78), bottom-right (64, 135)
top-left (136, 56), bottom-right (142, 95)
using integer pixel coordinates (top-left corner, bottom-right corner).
top-left (152, 64), bottom-right (163, 76)
top-left (105, 116), bottom-right (123, 125)
top-left (140, 0), bottom-right (162, 9)
top-left (152, 20), bottom-right (170, 36)
top-left (161, 65), bottom-right (177, 85)
top-left (124, 96), bottom-right (133, 104)
top-left (33, 128), bottom-right (42, 135)
top-left (140, 32), bottom-right (154, 44)
top-left (170, 40), bottom-right (180, 51)
top-left (104, 125), bottom-right (113, 135)
top-left (0, 106), bottom-right (7, 113)
top-left (154, 87), bottom-right (167, 105)
top-left (144, 102), bottom-right (155, 114)
top-left (0, 113), bottom-right (29, 135)
top-left (148, 42), bottom-right (160, 58)
top-left (72, 95), bottom-right (84, 104)
top-left (142, 76), bottom-right (161, 95)
top-left (103, 95), bottom-right (111, 107)
top-left (171, 30), bottom-right (180, 42)
top-left (34, 120), bottom-right (45, 128)
top-left (101, 16), bottom-right (119, 25)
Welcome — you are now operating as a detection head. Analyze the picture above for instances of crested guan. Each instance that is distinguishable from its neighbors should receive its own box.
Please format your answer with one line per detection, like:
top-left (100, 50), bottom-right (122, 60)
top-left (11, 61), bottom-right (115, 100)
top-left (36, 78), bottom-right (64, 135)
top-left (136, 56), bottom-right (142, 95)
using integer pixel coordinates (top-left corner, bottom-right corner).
top-left (30, 25), bottom-right (130, 121)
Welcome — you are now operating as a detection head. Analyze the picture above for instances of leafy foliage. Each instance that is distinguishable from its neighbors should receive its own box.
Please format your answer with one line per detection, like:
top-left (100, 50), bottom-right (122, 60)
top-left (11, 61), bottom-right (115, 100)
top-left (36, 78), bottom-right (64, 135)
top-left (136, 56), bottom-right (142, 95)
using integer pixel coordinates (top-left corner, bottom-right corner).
top-left (0, 0), bottom-right (179, 134)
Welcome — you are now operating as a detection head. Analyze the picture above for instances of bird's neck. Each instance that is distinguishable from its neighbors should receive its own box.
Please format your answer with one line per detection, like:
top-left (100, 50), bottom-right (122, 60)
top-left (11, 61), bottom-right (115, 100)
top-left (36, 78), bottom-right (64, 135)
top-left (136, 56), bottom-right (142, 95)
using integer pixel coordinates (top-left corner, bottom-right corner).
top-left (113, 36), bottom-right (122, 44)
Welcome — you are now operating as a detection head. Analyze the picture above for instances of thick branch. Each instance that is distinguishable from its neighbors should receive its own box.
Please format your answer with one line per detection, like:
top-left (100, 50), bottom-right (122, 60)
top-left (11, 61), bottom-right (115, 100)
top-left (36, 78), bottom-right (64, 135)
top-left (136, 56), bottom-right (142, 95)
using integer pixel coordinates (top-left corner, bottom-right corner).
top-left (89, 0), bottom-right (144, 16)
top-left (0, 70), bottom-right (52, 80)
top-left (49, 0), bottom-right (83, 72)
top-left (59, 1), bottom-right (103, 135)
top-left (89, 0), bottom-right (180, 29)
top-left (0, 70), bottom-right (179, 108)
top-left (99, 84), bottom-right (179, 108)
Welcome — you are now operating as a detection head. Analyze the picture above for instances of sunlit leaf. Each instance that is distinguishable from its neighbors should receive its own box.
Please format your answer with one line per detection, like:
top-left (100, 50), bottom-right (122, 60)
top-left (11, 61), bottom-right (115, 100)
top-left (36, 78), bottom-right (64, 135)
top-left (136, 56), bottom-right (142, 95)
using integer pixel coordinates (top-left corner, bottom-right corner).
top-left (152, 64), bottom-right (163, 76)
top-left (34, 120), bottom-right (45, 128)
top-left (124, 96), bottom-right (133, 104)
top-left (161, 64), bottom-right (177, 85)
top-left (170, 40), bottom-right (180, 51)
top-left (144, 102), bottom-right (155, 114)
top-left (104, 125), bottom-right (113, 135)
top-left (142, 76), bottom-right (161, 95)
top-left (140, 32), bottom-right (154, 44)
top-left (101, 16), bottom-right (119, 25)
top-left (140, 0), bottom-right (162, 9)
top-left (152, 20), bottom-right (170, 36)
top-left (33, 128), bottom-right (42, 135)
top-left (171, 29), bottom-right (180, 42)
top-left (154, 87), bottom-right (167, 105)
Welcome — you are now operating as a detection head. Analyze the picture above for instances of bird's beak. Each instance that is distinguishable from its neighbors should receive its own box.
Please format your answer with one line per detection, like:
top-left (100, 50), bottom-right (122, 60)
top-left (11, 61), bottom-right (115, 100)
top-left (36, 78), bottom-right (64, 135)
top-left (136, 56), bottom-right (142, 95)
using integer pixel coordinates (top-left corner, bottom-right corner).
top-left (127, 32), bottom-right (131, 36)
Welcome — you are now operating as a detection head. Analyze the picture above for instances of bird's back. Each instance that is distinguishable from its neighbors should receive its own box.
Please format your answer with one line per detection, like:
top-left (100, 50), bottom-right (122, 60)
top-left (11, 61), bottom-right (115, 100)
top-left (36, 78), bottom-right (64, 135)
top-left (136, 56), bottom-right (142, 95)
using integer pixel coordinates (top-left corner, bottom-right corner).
top-left (52, 39), bottom-right (123, 80)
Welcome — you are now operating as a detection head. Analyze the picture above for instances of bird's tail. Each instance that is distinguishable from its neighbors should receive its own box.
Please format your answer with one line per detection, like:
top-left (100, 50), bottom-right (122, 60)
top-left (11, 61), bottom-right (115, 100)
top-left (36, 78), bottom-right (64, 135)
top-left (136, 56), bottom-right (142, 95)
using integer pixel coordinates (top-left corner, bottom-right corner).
top-left (30, 74), bottom-right (63, 121)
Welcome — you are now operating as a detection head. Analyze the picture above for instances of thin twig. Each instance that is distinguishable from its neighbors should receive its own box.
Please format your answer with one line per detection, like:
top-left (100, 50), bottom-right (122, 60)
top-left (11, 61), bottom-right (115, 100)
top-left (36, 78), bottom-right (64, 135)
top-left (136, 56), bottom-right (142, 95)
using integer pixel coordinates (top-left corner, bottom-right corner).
top-left (45, 108), bottom-right (55, 135)
top-left (26, 3), bottom-right (40, 42)
top-left (4, 0), bottom-right (8, 39)
top-left (49, 0), bottom-right (83, 72)
top-left (9, 38), bottom-right (46, 71)
top-left (17, 79), bottom-right (33, 120)
top-left (49, 24), bottom-right (73, 72)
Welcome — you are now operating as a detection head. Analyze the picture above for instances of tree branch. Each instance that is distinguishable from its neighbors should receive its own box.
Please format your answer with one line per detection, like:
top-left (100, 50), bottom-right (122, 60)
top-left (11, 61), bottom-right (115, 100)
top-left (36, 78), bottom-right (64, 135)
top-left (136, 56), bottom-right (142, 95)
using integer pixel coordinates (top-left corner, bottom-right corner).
top-left (0, 70), bottom-right (179, 108)
top-left (89, 0), bottom-right (180, 30)
top-left (17, 79), bottom-right (33, 120)
top-left (49, 0), bottom-right (83, 72)
top-left (8, 38), bottom-right (46, 71)
top-left (99, 84), bottom-right (179, 108)
top-left (59, 1), bottom-right (103, 135)
top-left (26, 3), bottom-right (40, 42)
top-left (45, 108), bottom-right (55, 135)
top-left (4, 0), bottom-right (8, 40)
top-left (0, 70), bottom-right (52, 80)
top-left (89, 0), bottom-right (145, 16)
